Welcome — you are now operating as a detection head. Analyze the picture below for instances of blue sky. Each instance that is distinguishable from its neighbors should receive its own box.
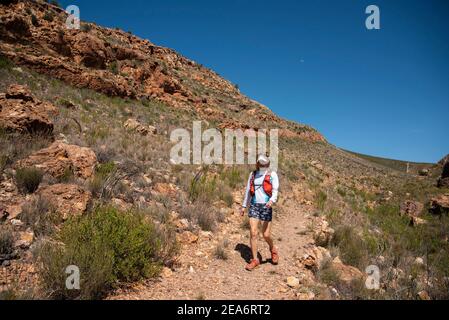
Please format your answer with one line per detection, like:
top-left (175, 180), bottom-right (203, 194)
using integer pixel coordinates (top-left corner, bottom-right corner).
top-left (60, 0), bottom-right (449, 163)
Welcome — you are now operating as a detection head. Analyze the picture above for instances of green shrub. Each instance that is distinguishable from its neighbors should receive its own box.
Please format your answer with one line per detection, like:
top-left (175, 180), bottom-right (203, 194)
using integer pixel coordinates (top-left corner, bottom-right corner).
top-left (31, 14), bottom-right (39, 27)
top-left (49, 0), bottom-right (60, 7)
top-left (0, 154), bottom-right (8, 173)
top-left (58, 167), bottom-right (74, 183)
top-left (20, 196), bottom-right (61, 237)
top-left (109, 61), bottom-right (119, 75)
top-left (214, 240), bottom-right (229, 260)
top-left (188, 173), bottom-right (219, 204)
top-left (0, 288), bottom-right (35, 300)
top-left (317, 258), bottom-right (339, 286)
top-left (88, 162), bottom-right (117, 198)
top-left (220, 192), bottom-right (234, 207)
top-left (330, 225), bottom-right (369, 269)
top-left (96, 161), bottom-right (117, 178)
top-left (197, 207), bottom-right (221, 231)
top-left (37, 206), bottom-right (175, 299)
top-left (179, 201), bottom-right (224, 232)
top-left (0, 55), bottom-right (13, 70)
top-left (80, 23), bottom-right (92, 32)
top-left (315, 190), bottom-right (327, 211)
top-left (336, 187), bottom-right (347, 197)
top-left (87, 175), bottom-right (105, 198)
top-left (43, 12), bottom-right (54, 22)
top-left (220, 167), bottom-right (243, 189)
top-left (15, 167), bottom-right (43, 194)
top-left (0, 228), bottom-right (14, 255)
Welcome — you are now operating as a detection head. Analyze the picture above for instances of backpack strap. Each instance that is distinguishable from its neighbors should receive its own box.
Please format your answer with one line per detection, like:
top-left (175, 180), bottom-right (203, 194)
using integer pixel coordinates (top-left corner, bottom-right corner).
top-left (263, 170), bottom-right (272, 197)
top-left (249, 170), bottom-right (257, 196)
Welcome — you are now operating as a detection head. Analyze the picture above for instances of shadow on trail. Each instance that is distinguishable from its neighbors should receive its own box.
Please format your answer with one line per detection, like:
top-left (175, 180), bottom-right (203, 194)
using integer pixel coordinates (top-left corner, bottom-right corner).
top-left (234, 243), bottom-right (268, 264)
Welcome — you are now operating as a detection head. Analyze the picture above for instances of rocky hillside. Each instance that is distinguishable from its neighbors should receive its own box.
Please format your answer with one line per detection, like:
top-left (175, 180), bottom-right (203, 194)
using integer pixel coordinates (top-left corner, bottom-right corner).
top-left (0, 0), bottom-right (324, 142)
top-left (0, 0), bottom-right (448, 300)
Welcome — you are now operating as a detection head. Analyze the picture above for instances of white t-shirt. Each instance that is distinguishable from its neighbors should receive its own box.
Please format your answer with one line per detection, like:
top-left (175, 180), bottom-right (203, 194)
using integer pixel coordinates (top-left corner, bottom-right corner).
top-left (242, 169), bottom-right (279, 208)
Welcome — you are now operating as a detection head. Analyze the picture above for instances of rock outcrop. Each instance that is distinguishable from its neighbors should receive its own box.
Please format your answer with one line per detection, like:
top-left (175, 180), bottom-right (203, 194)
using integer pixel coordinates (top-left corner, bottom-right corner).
top-left (0, 84), bottom-right (56, 134)
top-left (330, 257), bottom-right (364, 284)
top-left (297, 246), bottom-right (331, 271)
top-left (17, 141), bottom-right (97, 179)
top-left (429, 194), bottom-right (449, 215)
top-left (0, 0), bottom-right (324, 142)
top-left (37, 184), bottom-right (92, 220)
top-left (124, 118), bottom-right (157, 136)
top-left (400, 200), bottom-right (425, 226)
top-left (438, 155), bottom-right (449, 188)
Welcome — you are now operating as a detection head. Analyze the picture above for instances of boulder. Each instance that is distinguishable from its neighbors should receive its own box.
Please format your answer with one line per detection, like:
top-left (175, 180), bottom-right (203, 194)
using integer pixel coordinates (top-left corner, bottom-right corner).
top-left (124, 118), bottom-right (157, 136)
top-left (14, 230), bottom-right (34, 249)
top-left (310, 160), bottom-right (323, 171)
top-left (313, 218), bottom-right (334, 247)
top-left (176, 231), bottom-right (199, 244)
top-left (160, 267), bottom-right (173, 279)
top-left (414, 257), bottom-right (425, 267)
top-left (71, 33), bottom-right (110, 69)
top-left (410, 217), bottom-right (427, 227)
top-left (0, 178), bottom-right (24, 221)
top-left (400, 201), bottom-right (424, 218)
top-left (418, 169), bottom-right (429, 177)
top-left (0, 84), bottom-right (55, 134)
top-left (153, 182), bottom-right (177, 197)
top-left (111, 198), bottom-right (132, 211)
top-left (37, 184), bottom-right (92, 220)
top-left (286, 276), bottom-right (300, 288)
top-left (0, 13), bottom-right (31, 41)
top-left (331, 257), bottom-right (364, 284)
top-left (297, 246), bottom-right (331, 271)
top-left (429, 194), bottom-right (449, 215)
top-left (174, 218), bottom-right (190, 231)
top-left (17, 141), bottom-right (97, 179)
top-left (417, 290), bottom-right (431, 300)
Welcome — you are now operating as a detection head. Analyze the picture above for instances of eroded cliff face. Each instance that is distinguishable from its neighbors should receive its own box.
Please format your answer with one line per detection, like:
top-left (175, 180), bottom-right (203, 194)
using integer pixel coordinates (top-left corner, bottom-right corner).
top-left (0, 0), bottom-right (325, 142)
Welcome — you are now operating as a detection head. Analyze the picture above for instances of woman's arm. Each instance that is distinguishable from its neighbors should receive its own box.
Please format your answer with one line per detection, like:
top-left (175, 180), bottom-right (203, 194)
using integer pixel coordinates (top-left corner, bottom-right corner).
top-left (268, 171), bottom-right (279, 204)
top-left (242, 172), bottom-right (253, 208)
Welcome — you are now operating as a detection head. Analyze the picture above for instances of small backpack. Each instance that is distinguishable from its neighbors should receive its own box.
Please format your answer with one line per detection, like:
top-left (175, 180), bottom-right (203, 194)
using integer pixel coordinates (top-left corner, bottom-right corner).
top-left (250, 170), bottom-right (272, 197)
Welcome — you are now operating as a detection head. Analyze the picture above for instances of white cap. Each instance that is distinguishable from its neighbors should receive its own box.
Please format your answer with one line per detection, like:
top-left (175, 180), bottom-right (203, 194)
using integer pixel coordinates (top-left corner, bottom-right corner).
top-left (257, 154), bottom-right (270, 166)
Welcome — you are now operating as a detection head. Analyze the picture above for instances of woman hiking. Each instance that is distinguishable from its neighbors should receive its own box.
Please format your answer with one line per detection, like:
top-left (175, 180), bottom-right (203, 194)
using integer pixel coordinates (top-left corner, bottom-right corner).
top-left (240, 154), bottom-right (280, 271)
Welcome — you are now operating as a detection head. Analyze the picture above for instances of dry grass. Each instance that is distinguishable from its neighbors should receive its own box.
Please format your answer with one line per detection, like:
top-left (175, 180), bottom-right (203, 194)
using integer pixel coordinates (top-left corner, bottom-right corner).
top-left (0, 227), bottom-right (14, 255)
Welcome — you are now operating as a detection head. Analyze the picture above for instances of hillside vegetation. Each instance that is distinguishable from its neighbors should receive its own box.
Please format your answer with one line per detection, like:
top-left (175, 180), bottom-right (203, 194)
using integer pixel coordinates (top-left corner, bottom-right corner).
top-left (0, 0), bottom-right (448, 300)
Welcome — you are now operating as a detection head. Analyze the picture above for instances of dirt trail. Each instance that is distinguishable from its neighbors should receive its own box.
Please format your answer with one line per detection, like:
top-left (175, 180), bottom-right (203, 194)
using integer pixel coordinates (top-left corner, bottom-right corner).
top-left (110, 200), bottom-right (323, 300)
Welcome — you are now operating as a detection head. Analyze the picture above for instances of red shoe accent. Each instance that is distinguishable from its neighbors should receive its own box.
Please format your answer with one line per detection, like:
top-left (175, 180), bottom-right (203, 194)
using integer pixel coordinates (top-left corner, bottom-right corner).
top-left (245, 259), bottom-right (261, 271)
top-left (271, 248), bottom-right (279, 265)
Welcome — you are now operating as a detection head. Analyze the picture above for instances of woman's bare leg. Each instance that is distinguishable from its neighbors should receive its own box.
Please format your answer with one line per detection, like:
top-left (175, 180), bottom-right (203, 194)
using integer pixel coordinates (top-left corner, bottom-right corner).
top-left (261, 221), bottom-right (274, 251)
top-left (249, 218), bottom-right (260, 260)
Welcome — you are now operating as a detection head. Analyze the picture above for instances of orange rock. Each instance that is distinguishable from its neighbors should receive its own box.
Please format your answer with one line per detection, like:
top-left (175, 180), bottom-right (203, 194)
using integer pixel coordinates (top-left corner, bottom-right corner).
top-left (331, 257), bottom-right (364, 284)
top-left (429, 194), bottom-right (449, 215)
top-left (37, 184), bottom-right (92, 220)
top-left (17, 141), bottom-right (97, 179)
top-left (124, 118), bottom-right (157, 136)
top-left (177, 231), bottom-right (199, 244)
top-left (154, 183), bottom-right (177, 197)
top-left (0, 84), bottom-right (55, 134)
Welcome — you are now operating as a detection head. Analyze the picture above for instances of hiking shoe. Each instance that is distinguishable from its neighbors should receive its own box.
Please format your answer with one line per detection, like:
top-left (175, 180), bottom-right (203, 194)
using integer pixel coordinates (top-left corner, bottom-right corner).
top-left (271, 248), bottom-right (279, 265)
top-left (245, 259), bottom-right (261, 271)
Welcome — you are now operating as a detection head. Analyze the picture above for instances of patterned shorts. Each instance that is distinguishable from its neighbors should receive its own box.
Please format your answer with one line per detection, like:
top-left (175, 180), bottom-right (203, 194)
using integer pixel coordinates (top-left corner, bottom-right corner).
top-left (248, 203), bottom-right (273, 222)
